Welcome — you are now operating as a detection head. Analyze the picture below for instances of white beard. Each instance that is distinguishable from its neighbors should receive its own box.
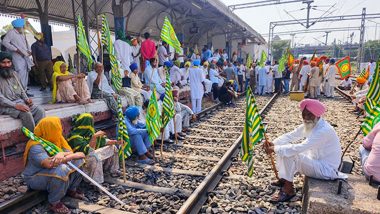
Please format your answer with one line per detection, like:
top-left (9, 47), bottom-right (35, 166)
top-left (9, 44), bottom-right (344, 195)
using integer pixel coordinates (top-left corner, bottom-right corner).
top-left (132, 119), bottom-right (138, 125)
top-left (303, 119), bottom-right (318, 136)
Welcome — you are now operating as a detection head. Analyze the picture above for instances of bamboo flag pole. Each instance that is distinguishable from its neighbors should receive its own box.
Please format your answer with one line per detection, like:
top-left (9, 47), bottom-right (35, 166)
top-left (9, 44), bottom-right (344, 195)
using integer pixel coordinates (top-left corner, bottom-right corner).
top-left (264, 133), bottom-right (279, 180)
top-left (121, 140), bottom-right (126, 183)
top-left (160, 129), bottom-right (165, 158)
top-left (173, 115), bottom-right (178, 144)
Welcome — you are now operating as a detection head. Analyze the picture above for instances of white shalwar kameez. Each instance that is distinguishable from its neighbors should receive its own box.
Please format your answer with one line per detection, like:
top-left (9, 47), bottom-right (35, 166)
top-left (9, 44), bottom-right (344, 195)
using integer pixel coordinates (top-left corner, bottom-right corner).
top-left (324, 65), bottom-right (337, 97)
top-left (180, 68), bottom-right (190, 86)
top-left (273, 119), bottom-right (344, 182)
top-left (189, 67), bottom-right (205, 113)
top-left (2, 29), bottom-right (34, 89)
top-left (265, 65), bottom-right (273, 93)
top-left (201, 67), bottom-right (212, 94)
top-left (299, 64), bottom-right (311, 91)
top-left (157, 100), bottom-right (182, 140)
top-left (257, 67), bottom-right (267, 95)
top-left (114, 39), bottom-right (133, 71)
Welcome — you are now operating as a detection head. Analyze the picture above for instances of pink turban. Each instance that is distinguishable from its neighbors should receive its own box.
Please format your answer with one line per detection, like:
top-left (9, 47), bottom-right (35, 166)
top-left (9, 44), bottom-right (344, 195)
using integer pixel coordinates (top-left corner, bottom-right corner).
top-left (299, 99), bottom-right (326, 117)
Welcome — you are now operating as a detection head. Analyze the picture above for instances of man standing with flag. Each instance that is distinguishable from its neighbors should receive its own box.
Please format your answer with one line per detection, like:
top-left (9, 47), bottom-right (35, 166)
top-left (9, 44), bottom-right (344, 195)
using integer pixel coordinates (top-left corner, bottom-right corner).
top-left (264, 99), bottom-right (344, 202)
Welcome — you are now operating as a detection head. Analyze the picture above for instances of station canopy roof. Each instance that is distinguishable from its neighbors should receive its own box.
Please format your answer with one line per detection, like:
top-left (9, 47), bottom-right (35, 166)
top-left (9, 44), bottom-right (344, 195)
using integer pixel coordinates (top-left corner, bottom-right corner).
top-left (0, 0), bottom-right (265, 44)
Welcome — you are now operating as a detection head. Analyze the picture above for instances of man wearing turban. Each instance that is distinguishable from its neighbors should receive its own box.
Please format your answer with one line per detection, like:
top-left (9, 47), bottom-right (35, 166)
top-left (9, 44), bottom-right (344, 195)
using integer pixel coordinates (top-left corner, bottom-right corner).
top-left (0, 52), bottom-right (45, 131)
top-left (324, 58), bottom-right (337, 98)
top-left (264, 99), bottom-right (344, 202)
top-left (189, 59), bottom-right (206, 113)
top-left (2, 18), bottom-right (34, 95)
top-left (125, 106), bottom-right (154, 164)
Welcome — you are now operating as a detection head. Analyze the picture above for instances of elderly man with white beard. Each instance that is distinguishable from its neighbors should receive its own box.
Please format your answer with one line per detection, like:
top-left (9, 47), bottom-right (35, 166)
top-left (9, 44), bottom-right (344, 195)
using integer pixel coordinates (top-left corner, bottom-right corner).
top-left (264, 99), bottom-right (345, 203)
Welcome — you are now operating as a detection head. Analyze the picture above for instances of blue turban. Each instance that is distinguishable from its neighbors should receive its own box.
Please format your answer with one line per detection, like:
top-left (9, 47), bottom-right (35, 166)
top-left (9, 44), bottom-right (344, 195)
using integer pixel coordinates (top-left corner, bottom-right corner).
top-left (125, 106), bottom-right (140, 120)
top-left (164, 61), bottom-right (173, 68)
top-left (265, 60), bottom-right (271, 65)
top-left (329, 58), bottom-right (335, 64)
top-left (129, 63), bottom-right (138, 72)
top-left (12, 19), bottom-right (25, 28)
top-left (193, 59), bottom-right (201, 66)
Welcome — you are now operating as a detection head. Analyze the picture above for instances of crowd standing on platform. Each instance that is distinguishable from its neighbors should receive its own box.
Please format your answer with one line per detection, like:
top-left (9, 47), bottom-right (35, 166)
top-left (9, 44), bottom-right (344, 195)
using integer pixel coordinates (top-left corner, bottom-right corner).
top-left (1, 17), bottom-right (380, 213)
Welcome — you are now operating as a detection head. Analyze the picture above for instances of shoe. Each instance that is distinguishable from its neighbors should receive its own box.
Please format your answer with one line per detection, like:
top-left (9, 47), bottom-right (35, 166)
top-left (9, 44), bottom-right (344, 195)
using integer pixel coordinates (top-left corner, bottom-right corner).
top-left (26, 92), bottom-right (34, 97)
top-left (137, 158), bottom-right (154, 165)
top-left (176, 135), bottom-right (185, 141)
top-left (270, 190), bottom-right (296, 203)
top-left (40, 87), bottom-right (46, 91)
top-left (163, 139), bottom-right (174, 144)
top-left (178, 132), bottom-right (186, 137)
top-left (67, 190), bottom-right (86, 200)
top-left (271, 178), bottom-right (286, 187)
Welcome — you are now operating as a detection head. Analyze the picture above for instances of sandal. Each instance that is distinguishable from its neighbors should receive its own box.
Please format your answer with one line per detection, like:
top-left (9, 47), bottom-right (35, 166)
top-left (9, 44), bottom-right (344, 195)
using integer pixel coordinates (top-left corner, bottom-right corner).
top-left (271, 178), bottom-right (286, 187)
top-left (50, 202), bottom-right (71, 214)
top-left (137, 158), bottom-right (154, 165)
top-left (270, 190), bottom-right (296, 203)
top-left (67, 190), bottom-right (86, 200)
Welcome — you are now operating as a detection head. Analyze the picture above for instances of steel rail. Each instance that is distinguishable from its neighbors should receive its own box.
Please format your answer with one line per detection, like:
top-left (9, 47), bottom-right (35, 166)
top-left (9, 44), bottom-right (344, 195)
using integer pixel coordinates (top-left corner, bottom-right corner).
top-left (177, 93), bottom-right (279, 214)
top-left (0, 97), bottom-right (245, 213)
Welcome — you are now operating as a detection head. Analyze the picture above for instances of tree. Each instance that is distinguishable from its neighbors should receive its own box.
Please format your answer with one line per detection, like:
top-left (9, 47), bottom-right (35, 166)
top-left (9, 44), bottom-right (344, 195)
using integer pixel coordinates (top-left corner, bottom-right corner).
top-left (272, 40), bottom-right (290, 61)
top-left (363, 40), bottom-right (380, 62)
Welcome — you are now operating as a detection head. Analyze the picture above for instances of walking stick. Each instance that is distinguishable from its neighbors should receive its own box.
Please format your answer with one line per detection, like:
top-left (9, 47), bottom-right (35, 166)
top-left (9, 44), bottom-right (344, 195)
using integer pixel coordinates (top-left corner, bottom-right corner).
top-left (341, 127), bottom-right (362, 160)
top-left (121, 140), bottom-right (126, 183)
top-left (264, 133), bottom-right (279, 180)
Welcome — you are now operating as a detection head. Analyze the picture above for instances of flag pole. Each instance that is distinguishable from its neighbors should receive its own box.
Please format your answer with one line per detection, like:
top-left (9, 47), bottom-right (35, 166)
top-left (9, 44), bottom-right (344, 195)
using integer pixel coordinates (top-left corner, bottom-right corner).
top-left (160, 129), bottom-right (165, 158)
top-left (173, 115), bottom-right (178, 144)
top-left (264, 133), bottom-right (279, 180)
top-left (121, 140), bottom-right (126, 183)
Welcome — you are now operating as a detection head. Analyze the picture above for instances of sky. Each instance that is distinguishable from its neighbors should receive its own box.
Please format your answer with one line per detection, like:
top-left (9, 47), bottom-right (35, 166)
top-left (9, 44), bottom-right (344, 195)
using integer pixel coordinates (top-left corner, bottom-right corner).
top-left (221, 0), bottom-right (379, 46)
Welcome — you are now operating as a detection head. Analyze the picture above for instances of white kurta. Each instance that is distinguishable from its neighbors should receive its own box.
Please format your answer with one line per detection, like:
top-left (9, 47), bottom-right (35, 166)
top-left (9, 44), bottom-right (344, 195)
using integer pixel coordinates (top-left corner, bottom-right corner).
top-left (273, 119), bottom-right (345, 182)
top-left (143, 66), bottom-right (165, 95)
top-left (265, 66), bottom-right (273, 93)
top-left (189, 67), bottom-right (205, 99)
top-left (2, 29), bottom-right (34, 89)
top-left (170, 66), bottom-right (182, 85)
top-left (324, 65), bottom-right (337, 97)
top-left (114, 39), bottom-right (133, 72)
top-left (87, 71), bottom-right (115, 95)
top-left (258, 67), bottom-right (267, 86)
top-left (299, 65), bottom-right (311, 86)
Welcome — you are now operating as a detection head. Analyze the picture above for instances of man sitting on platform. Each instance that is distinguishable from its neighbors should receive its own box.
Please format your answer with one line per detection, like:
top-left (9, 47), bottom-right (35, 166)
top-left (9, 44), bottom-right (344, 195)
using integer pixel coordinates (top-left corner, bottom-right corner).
top-left (0, 52), bottom-right (45, 131)
top-left (264, 99), bottom-right (345, 202)
top-left (87, 62), bottom-right (118, 115)
top-left (125, 106), bottom-right (154, 164)
top-left (359, 116), bottom-right (380, 184)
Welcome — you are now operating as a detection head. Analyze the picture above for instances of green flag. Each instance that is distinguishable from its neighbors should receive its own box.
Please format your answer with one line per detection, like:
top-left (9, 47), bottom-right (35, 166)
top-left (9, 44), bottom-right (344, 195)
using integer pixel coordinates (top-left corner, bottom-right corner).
top-left (76, 16), bottom-right (93, 71)
top-left (146, 87), bottom-right (163, 143)
top-left (362, 104), bottom-right (380, 136)
top-left (22, 127), bottom-right (62, 156)
top-left (258, 51), bottom-right (267, 67)
top-left (364, 57), bottom-right (380, 114)
top-left (241, 87), bottom-right (265, 177)
top-left (246, 54), bottom-right (253, 68)
top-left (335, 56), bottom-right (351, 80)
top-left (359, 68), bottom-right (367, 78)
top-left (278, 52), bottom-right (287, 73)
top-left (101, 14), bottom-right (122, 91)
top-left (160, 16), bottom-right (181, 53)
top-left (162, 72), bottom-right (175, 128)
top-left (116, 97), bottom-right (132, 160)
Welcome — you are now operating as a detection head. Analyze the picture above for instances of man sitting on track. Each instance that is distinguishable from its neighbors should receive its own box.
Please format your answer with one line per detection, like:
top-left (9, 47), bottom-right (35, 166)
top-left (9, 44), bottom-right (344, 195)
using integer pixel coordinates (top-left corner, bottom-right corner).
top-left (359, 116), bottom-right (380, 185)
top-left (264, 99), bottom-right (345, 202)
top-left (124, 106), bottom-right (154, 164)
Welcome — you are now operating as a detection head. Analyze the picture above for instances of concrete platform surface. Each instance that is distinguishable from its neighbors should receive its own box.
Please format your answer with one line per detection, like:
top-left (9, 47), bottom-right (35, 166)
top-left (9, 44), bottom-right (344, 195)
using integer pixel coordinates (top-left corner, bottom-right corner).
top-left (302, 175), bottom-right (380, 214)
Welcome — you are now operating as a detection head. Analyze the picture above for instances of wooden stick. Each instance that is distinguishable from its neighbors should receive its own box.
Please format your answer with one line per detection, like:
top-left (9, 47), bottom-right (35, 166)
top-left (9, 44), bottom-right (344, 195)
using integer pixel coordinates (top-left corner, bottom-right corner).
top-left (264, 133), bottom-right (279, 180)
top-left (121, 140), bottom-right (126, 183)
top-left (160, 130), bottom-right (165, 158)
top-left (173, 115), bottom-right (178, 144)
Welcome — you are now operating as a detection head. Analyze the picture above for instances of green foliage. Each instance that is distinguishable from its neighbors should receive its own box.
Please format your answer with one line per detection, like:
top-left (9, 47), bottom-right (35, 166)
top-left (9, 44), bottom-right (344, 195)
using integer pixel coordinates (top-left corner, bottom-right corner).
top-left (364, 40), bottom-right (380, 62)
top-left (272, 40), bottom-right (290, 61)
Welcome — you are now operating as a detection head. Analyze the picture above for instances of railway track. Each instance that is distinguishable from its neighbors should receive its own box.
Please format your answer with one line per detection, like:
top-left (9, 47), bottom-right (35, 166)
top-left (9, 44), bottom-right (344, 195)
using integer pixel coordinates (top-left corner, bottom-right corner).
top-left (0, 94), bottom-right (278, 214)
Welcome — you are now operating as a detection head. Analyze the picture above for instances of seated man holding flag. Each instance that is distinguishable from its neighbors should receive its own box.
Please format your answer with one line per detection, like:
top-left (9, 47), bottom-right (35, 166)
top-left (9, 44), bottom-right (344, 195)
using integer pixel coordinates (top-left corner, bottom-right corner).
top-left (264, 99), bottom-right (344, 202)
top-left (67, 113), bottom-right (121, 184)
top-left (22, 117), bottom-right (85, 214)
top-left (125, 106), bottom-right (154, 164)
